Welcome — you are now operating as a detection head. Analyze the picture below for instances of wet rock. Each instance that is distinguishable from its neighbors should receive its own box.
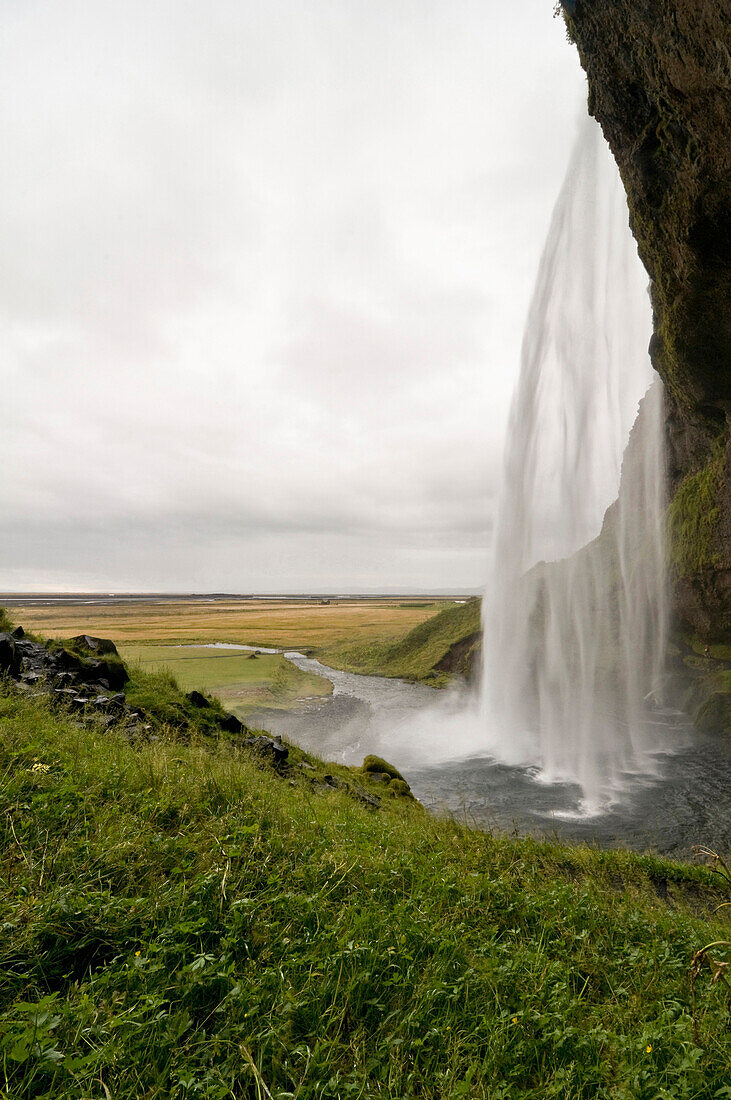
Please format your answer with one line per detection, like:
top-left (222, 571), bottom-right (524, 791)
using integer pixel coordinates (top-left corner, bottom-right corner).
top-left (186, 690), bottom-right (210, 708)
top-left (0, 633), bottom-right (21, 677)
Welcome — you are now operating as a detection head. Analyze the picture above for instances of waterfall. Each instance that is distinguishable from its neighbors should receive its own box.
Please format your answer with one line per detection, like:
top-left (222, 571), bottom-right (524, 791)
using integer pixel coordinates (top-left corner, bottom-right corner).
top-left (480, 115), bottom-right (667, 810)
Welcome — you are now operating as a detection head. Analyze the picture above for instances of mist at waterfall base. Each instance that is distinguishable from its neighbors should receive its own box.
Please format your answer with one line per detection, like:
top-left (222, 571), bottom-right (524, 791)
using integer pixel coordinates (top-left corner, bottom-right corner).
top-left (387, 115), bottom-right (674, 810)
top-left (258, 117), bottom-right (731, 854)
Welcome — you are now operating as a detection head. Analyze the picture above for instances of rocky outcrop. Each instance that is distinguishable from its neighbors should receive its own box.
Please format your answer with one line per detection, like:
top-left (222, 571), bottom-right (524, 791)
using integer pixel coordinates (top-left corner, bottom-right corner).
top-left (562, 0), bottom-right (730, 640)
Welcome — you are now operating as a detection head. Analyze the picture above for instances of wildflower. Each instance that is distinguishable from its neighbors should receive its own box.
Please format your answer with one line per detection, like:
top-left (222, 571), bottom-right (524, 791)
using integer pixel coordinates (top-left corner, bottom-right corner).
top-left (31, 762), bottom-right (50, 773)
top-left (135, 951), bottom-right (141, 957)
top-left (511, 1017), bottom-right (518, 1025)
top-left (645, 1044), bottom-right (652, 1053)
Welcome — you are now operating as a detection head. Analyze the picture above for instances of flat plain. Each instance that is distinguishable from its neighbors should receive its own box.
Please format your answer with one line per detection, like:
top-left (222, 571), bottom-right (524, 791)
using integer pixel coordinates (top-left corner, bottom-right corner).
top-left (5, 596), bottom-right (451, 648)
top-left (121, 643), bottom-right (333, 717)
top-left (4, 597), bottom-right (459, 716)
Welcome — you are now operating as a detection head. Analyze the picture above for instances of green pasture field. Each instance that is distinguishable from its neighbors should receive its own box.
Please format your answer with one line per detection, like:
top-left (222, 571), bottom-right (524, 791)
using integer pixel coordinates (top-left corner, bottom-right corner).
top-left (120, 644), bottom-right (332, 718)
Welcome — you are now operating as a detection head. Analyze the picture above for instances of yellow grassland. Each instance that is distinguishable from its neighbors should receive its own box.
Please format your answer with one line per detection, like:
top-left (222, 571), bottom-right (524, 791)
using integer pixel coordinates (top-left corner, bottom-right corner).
top-left (8, 597), bottom-right (452, 650)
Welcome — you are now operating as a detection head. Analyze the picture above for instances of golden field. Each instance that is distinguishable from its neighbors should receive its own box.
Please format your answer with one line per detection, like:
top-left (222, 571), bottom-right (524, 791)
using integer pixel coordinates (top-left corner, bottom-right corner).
top-left (4, 597), bottom-right (453, 650)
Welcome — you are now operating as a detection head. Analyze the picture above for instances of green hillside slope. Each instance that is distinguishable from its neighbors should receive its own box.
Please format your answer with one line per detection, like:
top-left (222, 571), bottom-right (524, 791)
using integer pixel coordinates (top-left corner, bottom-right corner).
top-left (320, 597), bottom-right (481, 684)
top-left (0, 674), bottom-right (728, 1099)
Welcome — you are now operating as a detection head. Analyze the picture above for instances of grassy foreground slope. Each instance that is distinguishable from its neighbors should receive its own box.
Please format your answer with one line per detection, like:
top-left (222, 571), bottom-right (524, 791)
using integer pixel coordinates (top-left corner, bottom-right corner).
top-left (0, 684), bottom-right (729, 1098)
top-left (321, 598), bottom-right (481, 684)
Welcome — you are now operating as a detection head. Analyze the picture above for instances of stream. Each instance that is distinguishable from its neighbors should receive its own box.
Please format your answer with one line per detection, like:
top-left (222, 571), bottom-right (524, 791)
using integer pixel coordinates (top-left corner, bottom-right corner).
top-left (242, 650), bottom-right (731, 859)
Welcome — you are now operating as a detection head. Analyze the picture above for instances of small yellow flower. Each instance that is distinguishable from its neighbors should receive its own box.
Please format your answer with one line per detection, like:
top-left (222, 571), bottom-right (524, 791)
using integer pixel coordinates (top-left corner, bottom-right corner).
top-left (135, 950), bottom-right (141, 957)
top-left (511, 1016), bottom-right (518, 1025)
top-left (645, 1044), bottom-right (653, 1054)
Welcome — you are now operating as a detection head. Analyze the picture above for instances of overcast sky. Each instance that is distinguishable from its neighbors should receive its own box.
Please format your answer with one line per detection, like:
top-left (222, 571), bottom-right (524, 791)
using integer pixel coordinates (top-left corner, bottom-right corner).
top-left (2, 0), bottom-right (588, 593)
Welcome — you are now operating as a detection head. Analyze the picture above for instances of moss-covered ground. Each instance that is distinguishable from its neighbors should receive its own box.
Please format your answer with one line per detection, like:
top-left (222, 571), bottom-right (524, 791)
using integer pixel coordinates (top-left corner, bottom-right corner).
top-left (0, 675), bottom-right (729, 1099)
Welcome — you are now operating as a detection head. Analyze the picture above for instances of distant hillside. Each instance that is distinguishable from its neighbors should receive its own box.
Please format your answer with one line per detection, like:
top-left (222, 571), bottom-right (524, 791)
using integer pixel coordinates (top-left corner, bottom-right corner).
top-left (319, 598), bottom-right (481, 684)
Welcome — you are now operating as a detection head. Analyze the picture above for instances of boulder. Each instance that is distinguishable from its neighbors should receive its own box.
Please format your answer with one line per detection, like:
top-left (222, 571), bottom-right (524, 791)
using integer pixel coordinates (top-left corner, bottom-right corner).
top-left (75, 658), bottom-right (128, 690)
top-left (244, 734), bottom-right (289, 767)
top-left (186, 690), bottom-right (210, 708)
top-left (69, 635), bottom-right (120, 657)
top-left (53, 649), bottom-right (83, 673)
top-left (10, 626), bottom-right (24, 639)
top-left (361, 755), bottom-right (406, 783)
top-left (388, 778), bottom-right (414, 799)
top-left (219, 712), bottom-right (245, 733)
top-left (0, 634), bottom-right (20, 677)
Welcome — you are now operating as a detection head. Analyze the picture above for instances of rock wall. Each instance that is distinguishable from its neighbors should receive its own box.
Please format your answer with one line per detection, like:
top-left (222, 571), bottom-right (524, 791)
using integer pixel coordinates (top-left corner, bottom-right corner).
top-left (562, 0), bottom-right (730, 639)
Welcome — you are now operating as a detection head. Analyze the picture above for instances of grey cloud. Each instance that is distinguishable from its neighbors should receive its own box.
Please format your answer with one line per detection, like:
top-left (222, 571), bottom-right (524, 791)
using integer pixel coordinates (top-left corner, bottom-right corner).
top-left (1, 0), bottom-right (584, 592)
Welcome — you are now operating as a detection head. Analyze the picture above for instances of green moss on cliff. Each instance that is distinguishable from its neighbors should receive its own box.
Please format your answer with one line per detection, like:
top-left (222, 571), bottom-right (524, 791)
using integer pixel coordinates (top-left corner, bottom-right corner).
top-left (320, 598), bottom-right (481, 684)
top-left (667, 445), bottom-right (725, 577)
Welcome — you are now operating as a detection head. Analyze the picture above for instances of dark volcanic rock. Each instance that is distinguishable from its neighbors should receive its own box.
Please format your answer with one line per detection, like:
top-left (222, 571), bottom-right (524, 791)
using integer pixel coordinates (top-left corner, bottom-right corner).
top-left (70, 635), bottom-right (120, 657)
top-left (564, 0), bottom-right (731, 638)
top-left (186, 690), bottom-right (210, 708)
top-left (78, 658), bottom-right (128, 690)
top-left (244, 734), bottom-right (289, 767)
top-left (0, 634), bottom-right (21, 677)
top-left (219, 712), bottom-right (245, 733)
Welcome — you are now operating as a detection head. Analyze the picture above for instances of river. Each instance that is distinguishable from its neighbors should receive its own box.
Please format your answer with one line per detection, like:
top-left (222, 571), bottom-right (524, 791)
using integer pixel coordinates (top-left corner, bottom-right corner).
top-left (242, 651), bottom-right (731, 860)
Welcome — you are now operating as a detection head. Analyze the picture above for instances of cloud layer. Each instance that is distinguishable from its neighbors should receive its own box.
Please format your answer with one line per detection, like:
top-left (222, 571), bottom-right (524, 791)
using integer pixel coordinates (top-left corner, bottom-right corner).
top-left (2, 0), bottom-right (586, 591)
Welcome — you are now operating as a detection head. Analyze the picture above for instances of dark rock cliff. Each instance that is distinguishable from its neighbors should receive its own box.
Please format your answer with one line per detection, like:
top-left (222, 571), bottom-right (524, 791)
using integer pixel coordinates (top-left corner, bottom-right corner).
top-left (562, 0), bottom-right (730, 640)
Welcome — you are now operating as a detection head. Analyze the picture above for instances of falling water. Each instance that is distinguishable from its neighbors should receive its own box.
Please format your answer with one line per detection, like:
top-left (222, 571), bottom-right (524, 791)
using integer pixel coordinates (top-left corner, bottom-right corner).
top-left (481, 115), bottom-right (667, 810)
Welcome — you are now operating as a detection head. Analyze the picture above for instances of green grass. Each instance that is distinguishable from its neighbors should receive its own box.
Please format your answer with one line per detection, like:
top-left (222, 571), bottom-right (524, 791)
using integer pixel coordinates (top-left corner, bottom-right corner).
top-left (120, 645), bottom-right (332, 717)
top-left (0, 683), bottom-right (729, 1099)
top-left (321, 599), bottom-right (481, 685)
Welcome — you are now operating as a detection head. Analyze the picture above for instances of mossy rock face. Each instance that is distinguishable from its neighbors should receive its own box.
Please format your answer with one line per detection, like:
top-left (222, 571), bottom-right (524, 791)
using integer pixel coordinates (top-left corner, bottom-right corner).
top-left (567, 0), bottom-right (731, 639)
top-left (361, 755), bottom-right (405, 782)
top-left (668, 446), bottom-right (726, 578)
top-left (694, 692), bottom-right (731, 736)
